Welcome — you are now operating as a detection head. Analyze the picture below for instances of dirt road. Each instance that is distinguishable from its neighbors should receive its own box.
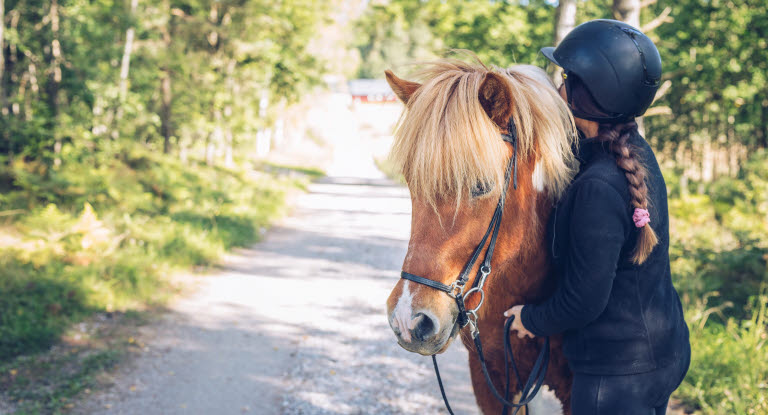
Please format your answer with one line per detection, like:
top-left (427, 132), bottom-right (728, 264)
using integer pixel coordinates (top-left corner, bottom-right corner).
top-left (75, 135), bottom-right (480, 414)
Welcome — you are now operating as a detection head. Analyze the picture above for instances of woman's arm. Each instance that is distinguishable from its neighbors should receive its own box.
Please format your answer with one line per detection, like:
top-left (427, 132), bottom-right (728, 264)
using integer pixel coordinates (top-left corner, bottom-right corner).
top-left (517, 178), bottom-right (630, 337)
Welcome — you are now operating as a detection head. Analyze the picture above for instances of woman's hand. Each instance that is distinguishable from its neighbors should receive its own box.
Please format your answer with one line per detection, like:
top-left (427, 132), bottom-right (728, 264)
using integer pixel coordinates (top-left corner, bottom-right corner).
top-left (503, 305), bottom-right (535, 339)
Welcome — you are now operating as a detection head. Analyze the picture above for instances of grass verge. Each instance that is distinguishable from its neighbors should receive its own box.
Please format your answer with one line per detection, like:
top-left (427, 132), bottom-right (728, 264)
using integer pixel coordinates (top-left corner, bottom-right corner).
top-left (0, 311), bottom-right (147, 414)
top-left (0, 146), bottom-right (319, 412)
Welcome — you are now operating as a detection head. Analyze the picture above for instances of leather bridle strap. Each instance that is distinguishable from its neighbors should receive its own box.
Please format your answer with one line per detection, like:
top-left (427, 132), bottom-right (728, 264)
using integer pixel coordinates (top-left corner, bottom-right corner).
top-left (400, 271), bottom-right (453, 294)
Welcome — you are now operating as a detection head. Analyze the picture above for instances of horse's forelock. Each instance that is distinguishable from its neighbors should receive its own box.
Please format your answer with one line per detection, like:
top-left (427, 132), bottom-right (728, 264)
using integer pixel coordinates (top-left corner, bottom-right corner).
top-left (388, 56), bottom-right (577, 210)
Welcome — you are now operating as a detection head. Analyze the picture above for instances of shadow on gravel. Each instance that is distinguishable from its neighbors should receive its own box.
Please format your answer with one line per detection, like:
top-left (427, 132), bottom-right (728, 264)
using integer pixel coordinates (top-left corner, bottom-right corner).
top-left (78, 304), bottom-right (467, 414)
top-left (219, 230), bottom-right (407, 275)
top-left (142, 302), bottom-right (477, 415)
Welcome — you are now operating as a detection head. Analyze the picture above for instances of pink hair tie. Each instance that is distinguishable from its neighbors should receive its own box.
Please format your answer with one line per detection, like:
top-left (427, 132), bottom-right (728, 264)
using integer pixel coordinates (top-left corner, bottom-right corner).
top-left (633, 208), bottom-right (651, 228)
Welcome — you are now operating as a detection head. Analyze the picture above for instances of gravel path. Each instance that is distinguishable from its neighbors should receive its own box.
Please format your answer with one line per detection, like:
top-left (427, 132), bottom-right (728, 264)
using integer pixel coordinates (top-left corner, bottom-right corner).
top-left (74, 142), bottom-right (480, 414)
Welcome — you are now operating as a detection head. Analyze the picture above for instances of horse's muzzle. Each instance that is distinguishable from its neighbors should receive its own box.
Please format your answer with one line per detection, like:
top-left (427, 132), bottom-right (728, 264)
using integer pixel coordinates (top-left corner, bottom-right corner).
top-left (389, 310), bottom-right (458, 356)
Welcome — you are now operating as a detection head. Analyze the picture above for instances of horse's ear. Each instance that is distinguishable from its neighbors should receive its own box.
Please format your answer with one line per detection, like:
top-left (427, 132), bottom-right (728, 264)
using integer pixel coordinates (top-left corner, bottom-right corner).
top-left (385, 70), bottom-right (421, 104)
top-left (478, 72), bottom-right (514, 128)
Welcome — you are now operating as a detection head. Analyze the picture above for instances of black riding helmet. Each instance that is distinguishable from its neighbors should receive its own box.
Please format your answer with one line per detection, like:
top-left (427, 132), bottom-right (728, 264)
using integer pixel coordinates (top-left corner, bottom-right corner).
top-left (541, 19), bottom-right (662, 123)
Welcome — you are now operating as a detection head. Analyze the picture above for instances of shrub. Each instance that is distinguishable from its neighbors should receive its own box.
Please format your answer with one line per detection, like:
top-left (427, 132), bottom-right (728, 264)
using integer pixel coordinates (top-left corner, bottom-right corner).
top-left (0, 146), bottom-right (306, 361)
top-left (676, 289), bottom-right (768, 414)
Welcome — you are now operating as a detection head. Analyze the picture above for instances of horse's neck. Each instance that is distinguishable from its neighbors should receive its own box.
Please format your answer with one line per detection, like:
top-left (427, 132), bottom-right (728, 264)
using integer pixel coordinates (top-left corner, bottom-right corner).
top-left (484, 161), bottom-right (557, 311)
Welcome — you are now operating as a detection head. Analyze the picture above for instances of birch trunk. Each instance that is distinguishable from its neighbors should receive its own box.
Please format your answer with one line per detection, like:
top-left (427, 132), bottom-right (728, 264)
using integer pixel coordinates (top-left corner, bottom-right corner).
top-left (160, 0), bottom-right (173, 154)
top-left (0, 0), bottom-right (5, 108)
top-left (552, 0), bottom-right (576, 82)
top-left (612, 0), bottom-right (645, 135)
top-left (115, 0), bottom-right (138, 126)
top-left (612, 0), bottom-right (641, 28)
top-left (48, 0), bottom-right (63, 166)
top-left (1, 0), bottom-right (8, 161)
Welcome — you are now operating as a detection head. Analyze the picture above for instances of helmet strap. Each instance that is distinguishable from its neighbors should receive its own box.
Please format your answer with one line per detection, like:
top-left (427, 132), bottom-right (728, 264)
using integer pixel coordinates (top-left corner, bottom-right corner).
top-left (569, 107), bottom-right (633, 123)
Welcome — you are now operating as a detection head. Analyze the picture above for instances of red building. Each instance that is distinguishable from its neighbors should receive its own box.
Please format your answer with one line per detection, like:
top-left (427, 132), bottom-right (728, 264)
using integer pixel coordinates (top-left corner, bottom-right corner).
top-left (348, 79), bottom-right (398, 103)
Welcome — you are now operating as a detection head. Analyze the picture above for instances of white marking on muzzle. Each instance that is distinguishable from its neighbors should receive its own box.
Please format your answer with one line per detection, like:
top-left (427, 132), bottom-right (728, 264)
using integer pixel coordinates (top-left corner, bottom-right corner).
top-left (531, 160), bottom-right (546, 192)
top-left (393, 281), bottom-right (414, 342)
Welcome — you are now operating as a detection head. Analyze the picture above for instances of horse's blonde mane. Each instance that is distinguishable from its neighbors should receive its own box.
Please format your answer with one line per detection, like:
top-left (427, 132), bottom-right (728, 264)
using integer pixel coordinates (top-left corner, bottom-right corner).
top-left (389, 55), bottom-right (577, 207)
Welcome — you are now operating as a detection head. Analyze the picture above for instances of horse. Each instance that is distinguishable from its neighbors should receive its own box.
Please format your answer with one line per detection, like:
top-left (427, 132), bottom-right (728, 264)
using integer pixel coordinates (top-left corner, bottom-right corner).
top-left (384, 55), bottom-right (578, 414)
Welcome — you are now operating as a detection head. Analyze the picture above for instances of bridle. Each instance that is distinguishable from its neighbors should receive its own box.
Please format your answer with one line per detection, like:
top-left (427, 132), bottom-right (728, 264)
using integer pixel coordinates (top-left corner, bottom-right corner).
top-left (399, 119), bottom-right (550, 415)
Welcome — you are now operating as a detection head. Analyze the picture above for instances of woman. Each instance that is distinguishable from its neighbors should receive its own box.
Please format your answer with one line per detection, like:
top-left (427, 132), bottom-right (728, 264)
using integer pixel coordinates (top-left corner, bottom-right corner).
top-left (504, 20), bottom-right (691, 415)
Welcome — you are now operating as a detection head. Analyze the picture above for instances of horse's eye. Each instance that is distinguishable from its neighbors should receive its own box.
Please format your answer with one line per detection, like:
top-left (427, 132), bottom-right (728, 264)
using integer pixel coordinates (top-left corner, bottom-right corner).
top-left (471, 181), bottom-right (494, 198)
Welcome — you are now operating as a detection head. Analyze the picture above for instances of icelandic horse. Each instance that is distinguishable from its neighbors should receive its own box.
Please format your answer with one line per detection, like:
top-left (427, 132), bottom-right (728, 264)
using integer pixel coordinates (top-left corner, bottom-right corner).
top-left (384, 55), bottom-right (578, 414)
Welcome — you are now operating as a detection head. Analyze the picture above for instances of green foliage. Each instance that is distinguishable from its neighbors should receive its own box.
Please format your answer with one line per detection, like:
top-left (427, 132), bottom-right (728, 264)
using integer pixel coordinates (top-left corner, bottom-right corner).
top-left (646, 0), bottom-right (768, 151)
top-left (669, 150), bottom-right (768, 314)
top-left (0, 259), bottom-right (87, 360)
top-left (0, 0), bottom-right (329, 162)
top-left (678, 289), bottom-right (768, 414)
top-left (0, 146), bottom-right (303, 361)
top-left (373, 156), bottom-right (405, 185)
top-left (353, 0), bottom-right (557, 78)
top-left (667, 149), bottom-right (768, 412)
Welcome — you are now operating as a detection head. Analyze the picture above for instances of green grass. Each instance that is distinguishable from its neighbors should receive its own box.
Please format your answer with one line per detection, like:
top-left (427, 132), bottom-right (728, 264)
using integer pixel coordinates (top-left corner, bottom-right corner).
top-left (0, 146), bottom-right (316, 362)
top-left (255, 160), bottom-right (325, 179)
top-left (0, 311), bottom-right (147, 414)
top-left (675, 289), bottom-right (768, 414)
top-left (2, 347), bottom-right (122, 414)
top-left (373, 155), bottom-right (405, 184)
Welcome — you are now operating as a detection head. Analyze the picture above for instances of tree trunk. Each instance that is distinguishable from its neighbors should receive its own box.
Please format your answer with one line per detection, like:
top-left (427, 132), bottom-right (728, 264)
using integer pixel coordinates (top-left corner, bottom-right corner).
top-left (119, 0), bottom-right (138, 103)
top-left (160, 0), bottom-right (172, 154)
top-left (161, 71), bottom-right (171, 153)
top-left (552, 0), bottom-right (577, 82)
top-left (761, 98), bottom-right (768, 149)
top-left (204, 2), bottom-right (220, 164)
top-left (612, 0), bottom-right (641, 28)
top-left (112, 0), bottom-right (139, 133)
top-left (205, 131), bottom-right (215, 166)
top-left (207, 114), bottom-right (222, 167)
top-left (0, 0), bottom-right (5, 107)
top-left (613, 0), bottom-right (645, 135)
top-left (4, 7), bottom-right (17, 160)
top-left (555, 0), bottom-right (577, 44)
top-left (223, 58), bottom-right (235, 167)
top-left (1, 0), bottom-right (8, 160)
top-left (47, 0), bottom-right (63, 167)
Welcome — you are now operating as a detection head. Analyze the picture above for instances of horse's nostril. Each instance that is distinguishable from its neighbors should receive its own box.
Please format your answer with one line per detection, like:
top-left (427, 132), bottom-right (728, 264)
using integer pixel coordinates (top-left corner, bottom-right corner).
top-left (410, 312), bottom-right (438, 341)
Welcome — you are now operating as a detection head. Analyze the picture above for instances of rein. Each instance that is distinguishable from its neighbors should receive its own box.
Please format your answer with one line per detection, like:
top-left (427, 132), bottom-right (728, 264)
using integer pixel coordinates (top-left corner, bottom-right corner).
top-left (400, 120), bottom-right (550, 415)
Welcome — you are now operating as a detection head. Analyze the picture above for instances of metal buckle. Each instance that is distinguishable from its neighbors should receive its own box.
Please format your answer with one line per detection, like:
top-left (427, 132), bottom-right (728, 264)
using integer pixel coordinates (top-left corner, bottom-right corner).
top-left (448, 281), bottom-right (464, 299)
top-left (478, 265), bottom-right (490, 288)
top-left (467, 310), bottom-right (480, 338)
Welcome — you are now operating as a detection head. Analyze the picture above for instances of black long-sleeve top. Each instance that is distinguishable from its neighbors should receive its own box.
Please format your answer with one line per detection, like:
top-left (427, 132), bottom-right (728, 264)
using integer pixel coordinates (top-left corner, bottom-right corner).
top-left (521, 131), bottom-right (690, 375)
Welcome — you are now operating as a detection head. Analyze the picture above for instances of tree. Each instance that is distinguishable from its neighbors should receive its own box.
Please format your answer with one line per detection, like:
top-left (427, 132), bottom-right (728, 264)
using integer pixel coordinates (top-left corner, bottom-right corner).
top-left (0, 0), bottom-right (329, 166)
top-left (353, 0), bottom-right (557, 79)
top-left (552, 0), bottom-right (577, 81)
top-left (645, 0), bottom-right (768, 184)
top-left (612, 0), bottom-right (641, 28)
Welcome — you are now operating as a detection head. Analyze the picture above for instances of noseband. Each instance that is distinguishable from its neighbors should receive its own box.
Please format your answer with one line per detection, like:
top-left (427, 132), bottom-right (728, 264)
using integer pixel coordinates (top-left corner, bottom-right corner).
top-left (399, 119), bottom-right (550, 415)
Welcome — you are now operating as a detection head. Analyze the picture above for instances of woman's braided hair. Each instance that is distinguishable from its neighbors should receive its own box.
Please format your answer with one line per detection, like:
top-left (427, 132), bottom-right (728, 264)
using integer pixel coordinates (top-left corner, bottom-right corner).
top-left (596, 121), bottom-right (658, 264)
top-left (569, 76), bottom-right (659, 264)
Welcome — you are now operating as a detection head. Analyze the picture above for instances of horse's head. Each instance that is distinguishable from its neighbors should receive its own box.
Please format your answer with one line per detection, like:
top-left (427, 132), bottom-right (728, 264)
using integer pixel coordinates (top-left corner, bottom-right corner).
top-left (384, 56), bottom-right (577, 355)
